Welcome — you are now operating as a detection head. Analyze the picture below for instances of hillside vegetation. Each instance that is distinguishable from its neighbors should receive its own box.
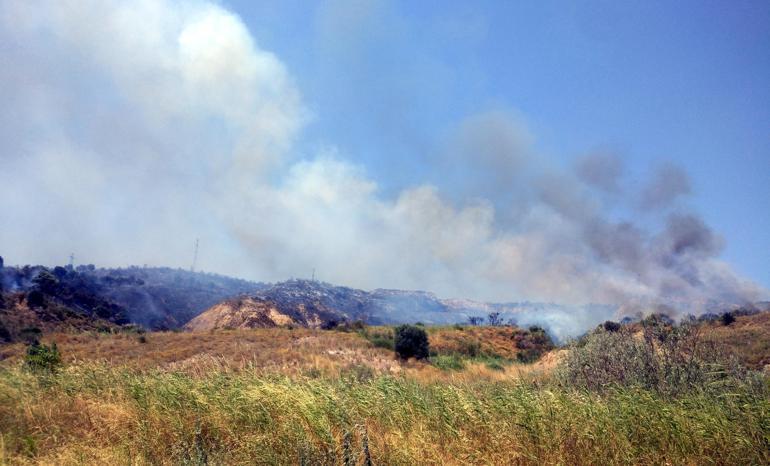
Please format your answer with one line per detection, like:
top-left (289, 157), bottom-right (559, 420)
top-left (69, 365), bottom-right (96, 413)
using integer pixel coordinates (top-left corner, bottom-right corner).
top-left (0, 314), bottom-right (768, 465)
top-left (0, 265), bottom-right (265, 336)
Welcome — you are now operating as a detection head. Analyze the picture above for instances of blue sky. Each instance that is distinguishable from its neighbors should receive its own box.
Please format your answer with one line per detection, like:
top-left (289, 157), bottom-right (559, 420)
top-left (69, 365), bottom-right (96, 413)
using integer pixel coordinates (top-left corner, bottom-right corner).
top-left (0, 0), bottom-right (767, 307)
top-left (227, 0), bottom-right (770, 290)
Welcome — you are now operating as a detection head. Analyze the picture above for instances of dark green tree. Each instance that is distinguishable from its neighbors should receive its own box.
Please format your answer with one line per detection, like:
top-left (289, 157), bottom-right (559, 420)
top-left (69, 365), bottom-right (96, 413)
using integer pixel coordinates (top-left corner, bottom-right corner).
top-left (720, 312), bottom-right (736, 326)
top-left (393, 324), bottom-right (429, 360)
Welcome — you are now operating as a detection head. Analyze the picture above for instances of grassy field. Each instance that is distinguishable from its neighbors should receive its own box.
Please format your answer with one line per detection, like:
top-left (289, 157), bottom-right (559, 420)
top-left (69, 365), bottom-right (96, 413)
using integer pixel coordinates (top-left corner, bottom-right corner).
top-left (0, 320), bottom-right (768, 465)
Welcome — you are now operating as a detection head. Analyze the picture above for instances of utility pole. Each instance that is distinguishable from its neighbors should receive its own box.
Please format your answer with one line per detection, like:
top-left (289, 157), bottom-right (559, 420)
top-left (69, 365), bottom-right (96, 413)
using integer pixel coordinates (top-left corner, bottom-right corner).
top-left (190, 239), bottom-right (199, 272)
top-left (312, 268), bottom-right (315, 281)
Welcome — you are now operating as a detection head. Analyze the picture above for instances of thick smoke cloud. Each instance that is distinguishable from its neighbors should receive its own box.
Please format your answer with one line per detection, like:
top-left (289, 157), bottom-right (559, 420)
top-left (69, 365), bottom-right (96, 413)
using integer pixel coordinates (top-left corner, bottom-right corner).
top-left (0, 0), bottom-right (764, 331)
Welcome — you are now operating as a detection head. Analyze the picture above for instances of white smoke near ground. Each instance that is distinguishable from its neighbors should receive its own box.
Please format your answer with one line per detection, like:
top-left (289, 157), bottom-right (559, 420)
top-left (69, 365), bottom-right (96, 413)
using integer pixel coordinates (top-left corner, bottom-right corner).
top-left (0, 0), bottom-right (765, 336)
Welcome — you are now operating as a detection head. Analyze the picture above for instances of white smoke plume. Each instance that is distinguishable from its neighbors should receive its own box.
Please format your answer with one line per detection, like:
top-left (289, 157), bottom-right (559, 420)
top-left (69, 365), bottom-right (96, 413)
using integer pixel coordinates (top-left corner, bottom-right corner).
top-left (0, 0), bottom-right (764, 330)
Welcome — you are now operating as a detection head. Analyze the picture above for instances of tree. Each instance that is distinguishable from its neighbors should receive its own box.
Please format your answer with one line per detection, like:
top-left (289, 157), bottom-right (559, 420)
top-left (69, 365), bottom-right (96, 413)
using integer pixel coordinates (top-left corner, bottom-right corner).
top-left (602, 321), bottom-right (621, 332)
top-left (26, 290), bottom-right (46, 308)
top-left (393, 324), bottom-right (429, 360)
top-left (467, 316), bottom-right (484, 326)
top-left (487, 312), bottom-right (503, 326)
top-left (53, 266), bottom-right (68, 279)
top-left (720, 312), bottom-right (736, 326)
top-left (32, 270), bottom-right (58, 294)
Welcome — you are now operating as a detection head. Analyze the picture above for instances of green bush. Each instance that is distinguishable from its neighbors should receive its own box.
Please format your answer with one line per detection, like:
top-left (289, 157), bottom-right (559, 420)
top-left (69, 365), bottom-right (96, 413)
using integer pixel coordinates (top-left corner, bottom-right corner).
top-left (24, 342), bottom-right (62, 374)
top-left (393, 324), bottom-right (429, 360)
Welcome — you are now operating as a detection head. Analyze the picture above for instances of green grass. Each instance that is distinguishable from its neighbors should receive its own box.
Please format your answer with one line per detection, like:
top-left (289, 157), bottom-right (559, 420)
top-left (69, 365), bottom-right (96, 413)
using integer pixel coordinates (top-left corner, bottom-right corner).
top-left (431, 353), bottom-right (466, 371)
top-left (0, 362), bottom-right (767, 465)
top-left (432, 353), bottom-right (510, 372)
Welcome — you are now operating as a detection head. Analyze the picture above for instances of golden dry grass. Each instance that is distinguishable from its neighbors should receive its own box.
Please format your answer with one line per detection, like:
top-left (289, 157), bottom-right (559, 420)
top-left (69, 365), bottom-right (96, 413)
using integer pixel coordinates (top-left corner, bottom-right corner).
top-left (1, 358), bottom-right (766, 465)
top-left (702, 312), bottom-right (770, 370)
top-left (0, 329), bottom-right (405, 377)
top-left (427, 326), bottom-right (526, 360)
top-left (0, 323), bottom-right (768, 465)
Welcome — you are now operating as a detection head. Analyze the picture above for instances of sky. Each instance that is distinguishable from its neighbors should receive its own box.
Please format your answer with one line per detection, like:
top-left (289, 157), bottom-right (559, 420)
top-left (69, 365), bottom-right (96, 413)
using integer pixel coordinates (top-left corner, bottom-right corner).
top-left (1, 0), bottom-right (768, 310)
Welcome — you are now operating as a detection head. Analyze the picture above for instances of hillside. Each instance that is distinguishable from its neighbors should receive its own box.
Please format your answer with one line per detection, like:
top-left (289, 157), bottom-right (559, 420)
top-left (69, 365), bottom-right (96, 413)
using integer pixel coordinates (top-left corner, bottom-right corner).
top-left (2, 260), bottom-right (766, 341)
top-left (186, 278), bottom-right (617, 339)
top-left (0, 262), bottom-right (265, 337)
top-left (702, 311), bottom-right (770, 370)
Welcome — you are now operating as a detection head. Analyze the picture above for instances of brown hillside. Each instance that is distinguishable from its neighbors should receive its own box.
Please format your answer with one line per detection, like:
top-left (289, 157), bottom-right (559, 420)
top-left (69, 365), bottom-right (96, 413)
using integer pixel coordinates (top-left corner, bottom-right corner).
top-left (702, 311), bottom-right (770, 370)
top-left (183, 297), bottom-right (296, 331)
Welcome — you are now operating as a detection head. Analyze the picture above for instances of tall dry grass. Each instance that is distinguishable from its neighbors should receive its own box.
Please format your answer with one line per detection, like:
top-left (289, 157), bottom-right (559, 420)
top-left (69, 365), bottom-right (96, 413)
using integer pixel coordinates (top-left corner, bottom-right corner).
top-left (0, 360), bottom-right (767, 465)
top-left (0, 323), bottom-right (768, 465)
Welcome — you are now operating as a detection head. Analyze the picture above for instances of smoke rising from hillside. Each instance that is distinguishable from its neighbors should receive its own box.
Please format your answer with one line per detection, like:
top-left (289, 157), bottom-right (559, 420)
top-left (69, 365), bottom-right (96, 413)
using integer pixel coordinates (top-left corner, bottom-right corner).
top-left (0, 0), bottom-right (764, 324)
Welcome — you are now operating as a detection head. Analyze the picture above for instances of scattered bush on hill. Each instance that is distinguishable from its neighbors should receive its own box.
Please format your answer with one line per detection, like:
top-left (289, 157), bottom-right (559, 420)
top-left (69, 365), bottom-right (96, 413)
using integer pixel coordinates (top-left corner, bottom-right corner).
top-left (24, 341), bottom-right (62, 374)
top-left (515, 326), bottom-right (554, 363)
top-left (365, 328), bottom-right (394, 350)
top-left (320, 319), bottom-right (339, 330)
top-left (336, 320), bottom-right (367, 333)
top-left (602, 321), bottom-right (621, 332)
top-left (560, 317), bottom-right (751, 396)
top-left (394, 324), bottom-right (429, 360)
top-left (26, 290), bottom-right (46, 308)
top-left (721, 312), bottom-right (736, 326)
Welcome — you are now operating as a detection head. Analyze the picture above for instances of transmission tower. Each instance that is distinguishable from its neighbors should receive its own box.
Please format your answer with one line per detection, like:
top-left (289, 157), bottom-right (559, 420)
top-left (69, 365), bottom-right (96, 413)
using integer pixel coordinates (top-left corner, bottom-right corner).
top-left (190, 239), bottom-right (199, 272)
top-left (68, 253), bottom-right (75, 269)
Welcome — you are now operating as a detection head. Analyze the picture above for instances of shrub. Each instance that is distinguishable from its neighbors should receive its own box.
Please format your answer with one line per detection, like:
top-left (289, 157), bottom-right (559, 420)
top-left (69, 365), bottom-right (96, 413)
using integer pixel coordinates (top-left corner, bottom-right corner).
top-left (393, 324), bottom-right (429, 360)
top-left (26, 290), bottom-right (46, 308)
top-left (338, 320), bottom-right (367, 332)
top-left (24, 342), bottom-right (62, 374)
top-left (514, 327), bottom-right (555, 363)
top-left (32, 270), bottom-right (58, 294)
top-left (365, 329), bottom-right (394, 350)
top-left (559, 319), bottom-right (746, 396)
top-left (602, 321), bottom-right (621, 332)
top-left (720, 312), bottom-right (736, 326)
top-left (320, 320), bottom-right (339, 330)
